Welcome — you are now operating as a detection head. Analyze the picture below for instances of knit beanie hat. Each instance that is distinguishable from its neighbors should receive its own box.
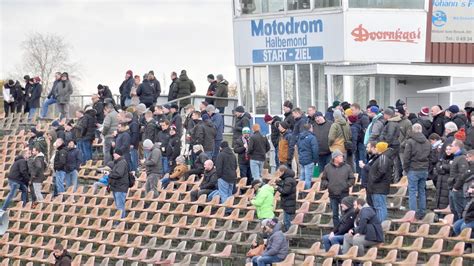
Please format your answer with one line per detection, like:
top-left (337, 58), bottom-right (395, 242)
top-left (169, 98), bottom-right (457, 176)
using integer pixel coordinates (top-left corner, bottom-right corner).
top-left (448, 105), bottom-right (460, 114)
top-left (344, 108), bottom-right (353, 117)
top-left (348, 115), bottom-right (358, 124)
top-left (341, 196), bottom-right (355, 209)
top-left (341, 102), bottom-right (351, 111)
top-left (376, 142), bottom-right (389, 153)
top-left (331, 150), bottom-right (343, 159)
top-left (264, 114), bottom-right (273, 123)
top-left (454, 128), bottom-right (466, 142)
top-left (332, 100), bottom-right (341, 108)
top-left (370, 106), bottom-right (379, 114)
top-left (143, 139), bottom-right (154, 150)
top-left (242, 127), bottom-right (251, 134)
top-left (419, 107), bottom-right (429, 117)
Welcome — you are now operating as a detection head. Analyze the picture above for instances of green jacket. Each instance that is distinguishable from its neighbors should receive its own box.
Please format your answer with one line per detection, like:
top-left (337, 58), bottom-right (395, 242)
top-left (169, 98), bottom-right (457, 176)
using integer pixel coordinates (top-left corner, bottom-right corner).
top-left (251, 184), bottom-right (275, 219)
top-left (176, 72), bottom-right (196, 106)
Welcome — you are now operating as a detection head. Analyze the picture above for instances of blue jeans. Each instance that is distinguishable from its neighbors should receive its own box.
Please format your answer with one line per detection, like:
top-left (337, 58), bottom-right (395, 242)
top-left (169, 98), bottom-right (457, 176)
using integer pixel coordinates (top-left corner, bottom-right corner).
top-left (322, 234), bottom-right (345, 251)
top-left (218, 178), bottom-right (234, 204)
top-left (299, 162), bottom-right (314, 190)
top-left (65, 170), bottom-right (78, 192)
top-left (161, 157), bottom-right (169, 174)
top-left (40, 98), bottom-right (57, 118)
top-left (408, 170), bottom-right (428, 219)
top-left (55, 171), bottom-right (66, 195)
top-left (213, 140), bottom-right (222, 161)
top-left (274, 149), bottom-right (280, 169)
top-left (330, 196), bottom-right (345, 228)
top-left (2, 181), bottom-right (28, 210)
top-left (453, 219), bottom-right (474, 238)
top-left (283, 212), bottom-right (294, 232)
top-left (371, 194), bottom-right (387, 222)
top-left (252, 255), bottom-right (283, 266)
top-left (28, 107), bottom-right (38, 121)
top-left (113, 192), bottom-right (127, 218)
top-left (78, 140), bottom-right (92, 163)
top-left (355, 142), bottom-right (366, 175)
top-left (250, 160), bottom-right (264, 181)
top-left (449, 190), bottom-right (467, 222)
top-left (319, 154), bottom-right (331, 173)
top-left (130, 148), bottom-right (138, 172)
top-left (161, 177), bottom-right (173, 189)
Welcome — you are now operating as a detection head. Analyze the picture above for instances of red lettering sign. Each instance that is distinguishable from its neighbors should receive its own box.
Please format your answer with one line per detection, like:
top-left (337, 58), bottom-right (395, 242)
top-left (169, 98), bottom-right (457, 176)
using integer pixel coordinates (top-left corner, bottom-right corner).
top-left (351, 24), bottom-right (422, 44)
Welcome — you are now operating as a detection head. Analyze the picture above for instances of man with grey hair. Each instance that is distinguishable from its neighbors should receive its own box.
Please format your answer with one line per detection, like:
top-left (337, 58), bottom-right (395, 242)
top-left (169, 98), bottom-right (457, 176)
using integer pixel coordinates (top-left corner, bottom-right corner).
top-left (190, 159), bottom-right (218, 201)
top-left (403, 123), bottom-right (431, 220)
top-left (441, 121), bottom-right (458, 159)
top-left (214, 74), bottom-right (229, 114)
top-left (206, 104), bottom-right (224, 161)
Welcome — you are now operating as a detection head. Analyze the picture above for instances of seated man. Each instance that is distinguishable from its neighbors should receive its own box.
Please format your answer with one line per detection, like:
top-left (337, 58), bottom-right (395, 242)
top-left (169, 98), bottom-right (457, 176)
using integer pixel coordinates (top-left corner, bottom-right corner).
top-left (186, 145), bottom-right (209, 178)
top-left (322, 196), bottom-right (356, 251)
top-left (53, 244), bottom-right (72, 265)
top-left (453, 182), bottom-right (474, 243)
top-left (92, 166), bottom-right (111, 193)
top-left (190, 160), bottom-right (218, 201)
top-left (161, 156), bottom-right (188, 189)
top-left (342, 198), bottom-right (384, 257)
top-left (252, 219), bottom-right (289, 266)
top-left (251, 180), bottom-right (275, 220)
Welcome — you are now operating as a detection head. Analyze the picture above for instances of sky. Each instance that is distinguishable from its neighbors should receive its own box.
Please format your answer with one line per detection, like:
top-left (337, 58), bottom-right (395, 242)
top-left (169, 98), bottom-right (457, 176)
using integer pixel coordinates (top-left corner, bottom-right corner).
top-left (0, 0), bottom-right (236, 96)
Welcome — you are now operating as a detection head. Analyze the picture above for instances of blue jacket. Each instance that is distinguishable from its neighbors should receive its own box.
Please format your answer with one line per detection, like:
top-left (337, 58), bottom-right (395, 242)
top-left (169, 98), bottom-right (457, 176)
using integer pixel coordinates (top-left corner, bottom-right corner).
top-left (297, 130), bottom-right (319, 166)
top-left (210, 112), bottom-right (224, 141)
top-left (293, 116), bottom-right (308, 139)
top-left (65, 147), bottom-right (82, 173)
top-left (98, 174), bottom-right (109, 185)
top-left (354, 204), bottom-right (384, 243)
top-left (262, 224), bottom-right (289, 259)
top-left (350, 123), bottom-right (361, 153)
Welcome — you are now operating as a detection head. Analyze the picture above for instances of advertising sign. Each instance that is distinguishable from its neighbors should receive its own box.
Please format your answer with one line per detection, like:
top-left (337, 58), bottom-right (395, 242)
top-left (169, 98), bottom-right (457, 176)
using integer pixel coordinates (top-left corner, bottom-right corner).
top-left (233, 14), bottom-right (344, 66)
top-left (432, 0), bottom-right (474, 43)
top-left (345, 12), bottom-right (427, 62)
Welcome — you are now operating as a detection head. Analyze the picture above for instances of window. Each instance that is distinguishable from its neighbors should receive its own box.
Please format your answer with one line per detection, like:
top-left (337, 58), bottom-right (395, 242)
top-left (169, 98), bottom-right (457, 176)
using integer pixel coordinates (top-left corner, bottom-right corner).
top-left (288, 0), bottom-right (310, 10)
top-left (314, 0), bottom-right (341, 8)
top-left (238, 0), bottom-right (285, 15)
top-left (298, 64), bottom-right (311, 110)
top-left (254, 66), bottom-right (269, 114)
top-left (313, 64), bottom-right (328, 112)
top-left (239, 68), bottom-right (253, 112)
top-left (353, 76), bottom-right (370, 108)
top-left (269, 66), bottom-right (283, 114)
top-left (375, 77), bottom-right (391, 109)
top-left (283, 65), bottom-right (297, 105)
top-left (349, 0), bottom-right (424, 9)
top-left (332, 75), bottom-right (344, 103)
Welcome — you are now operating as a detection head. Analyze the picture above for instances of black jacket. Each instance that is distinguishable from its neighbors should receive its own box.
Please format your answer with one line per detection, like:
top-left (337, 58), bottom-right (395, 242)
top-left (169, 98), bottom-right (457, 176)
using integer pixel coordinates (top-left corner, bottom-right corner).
top-left (248, 131), bottom-right (270, 162)
top-left (367, 151), bottom-right (393, 195)
top-left (333, 207), bottom-right (356, 235)
top-left (143, 119), bottom-right (159, 143)
top-left (313, 120), bottom-right (333, 155)
top-left (115, 129), bottom-right (131, 165)
top-left (168, 78), bottom-right (178, 101)
top-left (54, 144), bottom-right (68, 171)
top-left (167, 134), bottom-right (181, 162)
top-left (448, 153), bottom-right (469, 191)
top-left (232, 113), bottom-right (251, 145)
top-left (321, 162), bottom-right (355, 198)
top-left (170, 112), bottom-right (183, 137)
top-left (98, 86), bottom-right (113, 102)
top-left (119, 77), bottom-right (134, 100)
top-left (354, 205), bottom-right (384, 243)
top-left (215, 147), bottom-right (237, 183)
top-left (466, 126), bottom-right (474, 150)
top-left (187, 151), bottom-right (209, 176)
top-left (29, 153), bottom-right (46, 183)
top-left (412, 117), bottom-right (432, 138)
top-left (109, 157), bottom-right (129, 193)
top-left (29, 83), bottom-right (42, 108)
top-left (276, 168), bottom-right (297, 214)
top-left (137, 80), bottom-right (155, 106)
top-left (54, 250), bottom-right (72, 266)
top-left (82, 109), bottom-right (97, 141)
top-left (149, 78), bottom-right (161, 103)
top-left (283, 111), bottom-right (295, 130)
top-left (431, 112), bottom-right (446, 137)
top-left (205, 81), bottom-right (217, 105)
top-left (435, 155), bottom-right (453, 209)
top-left (464, 197), bottom-right (474, 223)
top-left (202, 120), bottom-right (217, 152)
top-left (200, 168), bottom-right (218, 190)
top-left (403, 132), bottom-right (431, 172)
top-left (65, 147), bottom-right (82, 173)
top-left (8, 155), bottom-right (30, 185)
top-left (451, 113), bottom-right (468, 129)
top-left (233, 136), bottom-right (250, 165)
top-left (93, 101), bottom-right (105, 124)
top-left (129, 116), bottom-right (140, 148)
top-left (270, 116), bottom-right (282, 149)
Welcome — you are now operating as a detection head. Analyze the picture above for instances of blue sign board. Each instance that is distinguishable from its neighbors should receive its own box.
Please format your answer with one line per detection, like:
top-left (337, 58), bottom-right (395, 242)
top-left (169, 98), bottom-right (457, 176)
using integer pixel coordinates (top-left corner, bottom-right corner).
top-left (252, 46), bottom-right (323, 63)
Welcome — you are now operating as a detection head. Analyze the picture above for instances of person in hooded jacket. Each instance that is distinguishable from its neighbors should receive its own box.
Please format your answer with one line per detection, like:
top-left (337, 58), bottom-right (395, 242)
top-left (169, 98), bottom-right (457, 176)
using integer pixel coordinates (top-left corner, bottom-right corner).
top-left (53, 244), bottom-right (72, 266)
top-left (292, 108), bottom-right (307, 139)
top-left (207, 105), bottom-right (224, 161)
top-left (297, 124), bottom-right (319, 190)
top-left (435, 144), bottom-right (453, 210)
top-left (29, 146), bottom-right (46, 203)
top-left (448, 140), bottom-right (469, 221)
top-left (428, 133), bottom-right (443, 186)
top-left (251, 180), bottom-right (275, 220)
top-left (142, 139), bottom-right (163, 198)
top-left (143, 110), bottom-right (159, 145)
top-left (215, 141), bottom-right (238, 204)
top-left (251, 219), bottom-right (289, 266)
top-left (272, 165), bottom-right (297, 232)
top-left (396, 106), bottom-right (413, 178)
top-left (313, 112), bottom-right (333, 172)
top-left (278, 122), bottom-right (296, 168)
top-left (157, 120), bottom-right (172, 173)
top-left (27, 127), bottom-right (48, 157)
top-left (264, 114), bottom-right (281, 169)
top-left (322, 196), bottom-right (356, 251)
top-left (190, 159), bottom-right (218, 201)
top-left (167, 126), bottom-right (181, 171)
top-left (56, 72), bottom-right (74, 119)
top-left (2, 149), bottom-right (30, 210)
top-left (202, 117), bottom-right (217, 158)
top-left (168, 72), bottom-right (179, 102)
top-left (3, 80), bottom-right (16, 116)
top-left (232, 106), bottom-right (251, 146)
top-left (80, 107), bottom-right (97, 162)
top-left (53, 138), bottom-right (68, 196)
top-left (119, 70), bottom-right (134, 109)
top-left (161, 156), bottom-right (189, 189)
top-left (186, 145), bottom-right (209, 178)
top-left (109, 149), bottom-right (130, 219)
top-left (234, 127), bottom-right (253, 183)
top-left (169, 103), bottom-right (183, 137)
top-left (97, 84), bottom-right (113, 103)
top-left (64, 140), bottom-right (82, 192)
top-left (147, 70), bottom-right (161, 104)
top-left (282, 101), bottom-right (295, 130)
top-left (137, 73), bottom-right (155, 108)
top-left (214, 74), bottom-right (229, 114)
top-left (403, 124), bottom-right (431, 220)
top-left (124, 111), bottom-right (140, 173)
top-left (176, 70), bottom-right (196, 108)
top-left (453, 182), bottom-right (474, 245)
top-left (380, 107), bottom-right (402, 182)
top-left (114, 123), bottom-right (132, 167)
top-left (28, 77), bottom-right (43, 122)
top-left (91, 94), bottom-right (105, 124)
top-left (248, 124), bottom-right (271, 181)
top-left (430, 105), bottom-right (446, 136)
top-left (446, 105), bottom-right (468, 130)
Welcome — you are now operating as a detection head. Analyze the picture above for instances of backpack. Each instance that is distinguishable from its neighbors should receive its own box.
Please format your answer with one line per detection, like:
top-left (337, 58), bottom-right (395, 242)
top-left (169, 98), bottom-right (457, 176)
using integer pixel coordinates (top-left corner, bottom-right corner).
top-left (339, 124), bottom-right (353, 155)
top-left (128, 172), bottom-right (136, 188)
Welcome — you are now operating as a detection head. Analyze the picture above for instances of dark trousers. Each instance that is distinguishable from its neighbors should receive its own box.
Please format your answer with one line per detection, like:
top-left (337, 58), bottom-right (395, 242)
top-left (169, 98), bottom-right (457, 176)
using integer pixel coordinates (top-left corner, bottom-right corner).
top-left (3, 101), bottom-right (14, 116)
top-left (319, 154), bottom-right (331, 173)
top-left (190, 189), bottom-right (214, 201)
top-left (239, 163), bottom-right (252, 185)
top-left (330, 195), bottom-right (347, 228)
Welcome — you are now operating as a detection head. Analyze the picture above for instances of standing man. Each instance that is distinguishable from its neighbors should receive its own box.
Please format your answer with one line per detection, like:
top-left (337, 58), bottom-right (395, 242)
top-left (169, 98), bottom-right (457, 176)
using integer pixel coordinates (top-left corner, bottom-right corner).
top-left (176, 70), bottom-right (196, 111)
top-left (277, 121), bottom-right (296, 168)
top-left (446, 105), bottom-right (468, 130)
top-left (283, 101), bottom-right (295, 130)
top-left (53, 138), bottom-right (68, 196)
top-left (215, 141), bottom-right (237, 204)
top-left (292, 108), bottom-right (307, 139)
top-left (114, 123), bottom-right (132, 168)
top-left (207, 105), bottom-right (224, 161)
top-left (29, 147), bottom-right (46, 204)
top-left (297, 124), bottom-right (319, 189)
top-left (167, 72), bottom-right (179, 102)
top-left (65, 140), bottom-right (82, 192)
top-left (448, 140), bottom-right (469, 221)
top-left (403, 124), bottom-right (431, 220)
top-left (28, 77), bottom-right (42, 122)
top-left (169, 103), bottom-right (183, 137)
top-left (351, 103), bottom-right (370, 174)
top-left (365, 106), bottom-right (384, 144)
top-left (125, 112), bottom-right (140, 173)
top-left (92, 94), bottom-right (105, 125)
top-left (205, 74), bottom-right (217, 105)
top-left (147, 70), bottom-right (161, 104)
top-left (81, 107), bottom-right (97, 162)
top-left (313, 112), bottom-right (333, 172)
top-left (273, 165), bottom-right (297, 232)
top-left (321, 150), bottom-right (355, 227)
top-left (119, 70), bottom-right (134, 109)
top-left (1, 149), bottom-right (30, 210)
top-left (142, 139), bottom-right (163, 198)
top-left (109, 149), bottom-right (130, 219)
top-left (157, 120), bottom-right (172, 174)
top-left (431, 105), bottom-right (446, 136)
top-left (380, 107), bottom-right (401, 181)
top-left (367, 142), bottom-right (393, 222)
top-left (328, 110), bottom-right (352, 168)
top-left (233, 127), bottom-right (252, 182)
top-left (3, 80), bottom-right (15, 116)
top-left (232, 106), bottom-right (251, 146)
top-left (136, 73), bottom-right (155, 108)
top-left (102, 103), bottom-right (119, 165)
top-left (214, 74), bottom-right (229, 114)
top-left (40, 72), bottom-right (60, 119)
top-left (265, 114), bottom-right (281, 169)
top-left (248, 124), bottom-right (270, 181)
top-left (56, 72), bottom-right (74, 119)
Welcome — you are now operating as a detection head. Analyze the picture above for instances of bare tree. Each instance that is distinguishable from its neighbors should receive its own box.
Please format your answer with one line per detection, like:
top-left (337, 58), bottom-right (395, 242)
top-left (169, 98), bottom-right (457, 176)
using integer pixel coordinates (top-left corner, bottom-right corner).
top-left (21, 32), bottom-right (80, 96)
